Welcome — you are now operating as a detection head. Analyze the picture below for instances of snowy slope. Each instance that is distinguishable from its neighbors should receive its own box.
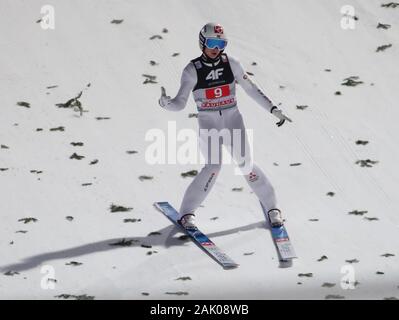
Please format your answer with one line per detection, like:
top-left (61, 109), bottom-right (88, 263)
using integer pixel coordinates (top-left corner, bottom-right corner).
top-left (1, 0), bottom-right (399, 300)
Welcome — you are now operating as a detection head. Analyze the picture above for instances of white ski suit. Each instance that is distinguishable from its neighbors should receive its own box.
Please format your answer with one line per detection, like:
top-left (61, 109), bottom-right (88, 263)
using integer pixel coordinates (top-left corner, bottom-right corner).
top-left (161, 53), bottom-right (279, 218)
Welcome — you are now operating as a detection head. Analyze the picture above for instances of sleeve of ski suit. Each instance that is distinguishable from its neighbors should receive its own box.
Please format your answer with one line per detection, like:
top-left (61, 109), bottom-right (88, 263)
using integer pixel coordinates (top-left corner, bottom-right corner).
top-left (163, 63), bottom-right (197, 111)
top-left (229, 56), bottom-right (274, 113)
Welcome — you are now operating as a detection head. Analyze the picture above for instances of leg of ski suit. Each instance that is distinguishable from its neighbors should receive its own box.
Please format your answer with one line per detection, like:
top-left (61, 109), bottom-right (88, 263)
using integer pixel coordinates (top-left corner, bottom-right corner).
top-left (179, 107), bottom-right (277, 217)
top-left (225, 108), bottom-right (277, 212)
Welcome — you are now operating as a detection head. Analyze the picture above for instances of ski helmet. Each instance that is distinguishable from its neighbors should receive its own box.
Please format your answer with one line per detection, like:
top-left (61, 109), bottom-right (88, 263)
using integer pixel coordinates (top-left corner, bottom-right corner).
top-left (199, 23), bottom-right (228, 52)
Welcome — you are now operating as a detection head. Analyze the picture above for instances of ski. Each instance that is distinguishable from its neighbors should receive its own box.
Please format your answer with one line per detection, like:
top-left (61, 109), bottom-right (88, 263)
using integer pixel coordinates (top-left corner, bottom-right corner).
top-left (260, 202), bottom-right (297, 261)
top-left (154, 201), bottom-right (239, 269)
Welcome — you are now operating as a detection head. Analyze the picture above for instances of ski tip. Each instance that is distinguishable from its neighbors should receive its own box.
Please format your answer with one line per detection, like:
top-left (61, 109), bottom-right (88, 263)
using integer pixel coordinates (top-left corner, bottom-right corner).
top-left (154, 201), bottom-right (168, 205)
top-left (223, 264), bottom-right (239, 270)
top-left (153, 202), bottom-right (160, 210)
top-left (153, 201), bottom-right (169, 209)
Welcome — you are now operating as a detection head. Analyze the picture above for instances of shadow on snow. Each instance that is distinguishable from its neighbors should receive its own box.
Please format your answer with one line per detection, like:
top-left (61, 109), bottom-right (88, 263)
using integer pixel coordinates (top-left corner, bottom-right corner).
top-left (1, 221), bottom-right (274, 273)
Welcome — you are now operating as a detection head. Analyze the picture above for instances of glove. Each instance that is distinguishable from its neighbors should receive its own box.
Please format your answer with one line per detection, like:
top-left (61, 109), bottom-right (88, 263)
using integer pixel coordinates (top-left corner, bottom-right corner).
top-left (158, 86), bottom-right (171, 108)
top-left (271, 106), bottom-right (292, 127)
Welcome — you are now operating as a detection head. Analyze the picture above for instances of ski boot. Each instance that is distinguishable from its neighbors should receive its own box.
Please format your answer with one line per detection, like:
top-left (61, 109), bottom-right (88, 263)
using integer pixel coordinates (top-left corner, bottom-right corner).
top-left (268, 209), bottom-right (284, 228)
top-left (178, 213), bottom-right (197, 231)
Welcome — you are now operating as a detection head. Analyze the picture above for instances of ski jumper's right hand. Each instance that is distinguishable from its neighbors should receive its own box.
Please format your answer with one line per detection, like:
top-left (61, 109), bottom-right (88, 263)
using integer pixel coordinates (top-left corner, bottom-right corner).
top-left (159, 87), bottom-right (171, 108)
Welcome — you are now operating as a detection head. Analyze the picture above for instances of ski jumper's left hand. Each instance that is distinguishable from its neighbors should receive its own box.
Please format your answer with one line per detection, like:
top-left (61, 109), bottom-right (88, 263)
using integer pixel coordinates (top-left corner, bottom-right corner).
top-left (271, 107), bottom-right (292, 127)
top-left (228, 56), bottom-right (293, 127)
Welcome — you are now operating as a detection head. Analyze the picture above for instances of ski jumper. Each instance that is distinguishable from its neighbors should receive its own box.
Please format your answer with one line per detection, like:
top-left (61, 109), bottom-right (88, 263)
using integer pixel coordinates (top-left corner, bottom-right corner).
top-left (163, 53), bottom-right (278, 218)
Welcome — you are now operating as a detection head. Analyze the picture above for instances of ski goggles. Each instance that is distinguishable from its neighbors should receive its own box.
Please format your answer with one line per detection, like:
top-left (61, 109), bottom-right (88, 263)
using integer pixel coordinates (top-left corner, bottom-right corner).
top-left (205, 38), bottom-right (228, 50)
